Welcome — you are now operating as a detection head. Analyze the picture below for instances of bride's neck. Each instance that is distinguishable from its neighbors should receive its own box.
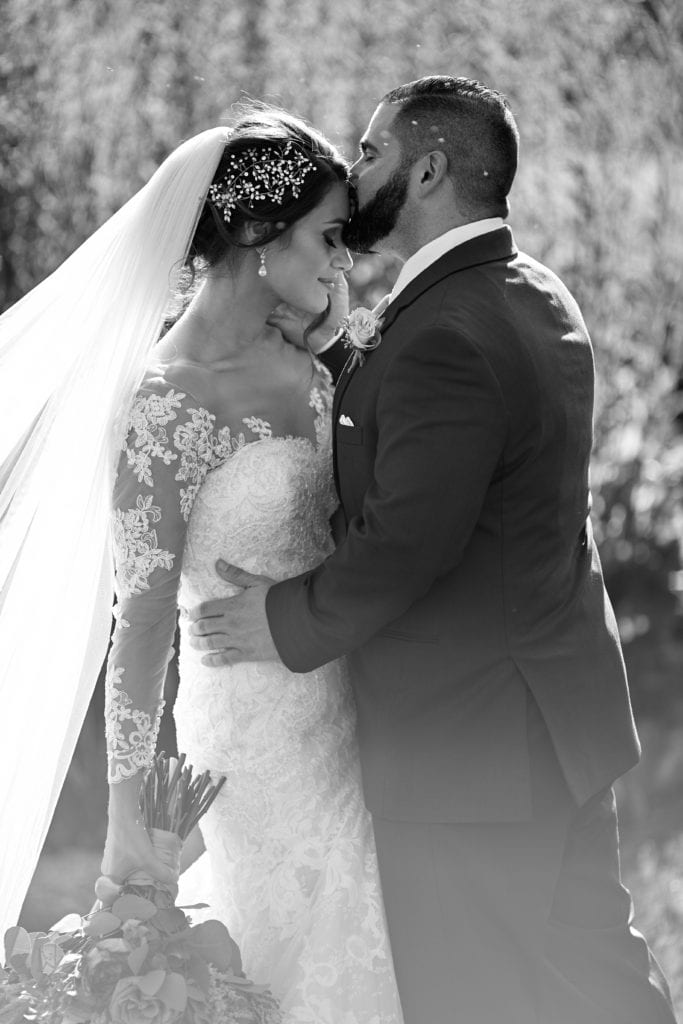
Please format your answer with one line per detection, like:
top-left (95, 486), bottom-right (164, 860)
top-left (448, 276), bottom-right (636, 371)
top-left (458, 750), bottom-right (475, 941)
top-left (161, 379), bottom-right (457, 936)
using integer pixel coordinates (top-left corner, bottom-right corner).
top-left (173, 265), bottom-right (280, 365)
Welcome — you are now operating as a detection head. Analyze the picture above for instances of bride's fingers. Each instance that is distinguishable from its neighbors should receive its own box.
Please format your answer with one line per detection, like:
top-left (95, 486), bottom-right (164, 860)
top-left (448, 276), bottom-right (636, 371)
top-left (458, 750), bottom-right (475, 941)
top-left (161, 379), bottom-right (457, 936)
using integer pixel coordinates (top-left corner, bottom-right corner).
top-left (94, 874), bottom-right (122, 908)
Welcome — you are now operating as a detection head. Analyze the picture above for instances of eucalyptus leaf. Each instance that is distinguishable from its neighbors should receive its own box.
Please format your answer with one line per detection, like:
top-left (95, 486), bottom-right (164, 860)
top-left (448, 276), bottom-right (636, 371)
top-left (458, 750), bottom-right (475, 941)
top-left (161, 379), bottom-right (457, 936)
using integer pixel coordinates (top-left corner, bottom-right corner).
top-left (3, 927), bottom-right (31, 968)
top-left (97, 937), bottom-right (128, 953)
top-left (157, 971), bottom-right (187, 1011)
top-left (39, 940), bottom-right (63, 976)
top-left (136, 968), bottom-right (166, 995)
top-left (127, 940), bottom-right (149, 975)
top-left (150, 907), bottom-right (188, 935)
top-left (82, 911), bottom-right (121, 938)
top-left (187, 920), bottom-right (240, 972)
top-left (112, 894), bottom-right (157, 922)
top-left (186, 952), bottom-right (211, 995)
top-left (49, 914), bottom-right (82, 934)
top-left (29, 934), bottom-right (47, 982)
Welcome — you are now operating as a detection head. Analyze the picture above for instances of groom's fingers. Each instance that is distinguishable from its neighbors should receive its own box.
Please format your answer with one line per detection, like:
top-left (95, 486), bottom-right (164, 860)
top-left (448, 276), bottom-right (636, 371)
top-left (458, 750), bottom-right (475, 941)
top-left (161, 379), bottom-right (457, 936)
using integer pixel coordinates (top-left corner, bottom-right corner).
top-left (188, 608), bottom-right (229, 634)
top-left (189, 633), bottom-right (233, 652)
top-left (215, 560), bottom-right (273, 588)
top-left (201, 649), bottom-right (241, 668)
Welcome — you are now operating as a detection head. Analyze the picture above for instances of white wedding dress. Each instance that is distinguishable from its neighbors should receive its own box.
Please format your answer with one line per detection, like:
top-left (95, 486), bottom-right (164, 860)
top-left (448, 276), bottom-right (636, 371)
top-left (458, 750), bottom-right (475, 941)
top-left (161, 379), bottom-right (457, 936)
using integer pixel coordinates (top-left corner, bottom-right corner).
top-left (105, 359), bottom-right (403, 1024)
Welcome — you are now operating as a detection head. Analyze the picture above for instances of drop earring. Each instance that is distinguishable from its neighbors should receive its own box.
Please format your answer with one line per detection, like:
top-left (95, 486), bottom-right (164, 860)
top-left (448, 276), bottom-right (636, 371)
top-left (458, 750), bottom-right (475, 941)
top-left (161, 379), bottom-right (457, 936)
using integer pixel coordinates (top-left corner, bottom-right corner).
top-left (257, 247), bottom-right (268, 278)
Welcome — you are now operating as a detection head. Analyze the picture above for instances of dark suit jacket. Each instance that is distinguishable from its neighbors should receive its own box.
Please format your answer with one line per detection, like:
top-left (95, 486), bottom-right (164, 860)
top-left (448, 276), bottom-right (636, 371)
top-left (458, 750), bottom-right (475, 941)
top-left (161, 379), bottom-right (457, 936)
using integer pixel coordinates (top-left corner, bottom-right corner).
top-left (266, 226), bottom-right (640, 823)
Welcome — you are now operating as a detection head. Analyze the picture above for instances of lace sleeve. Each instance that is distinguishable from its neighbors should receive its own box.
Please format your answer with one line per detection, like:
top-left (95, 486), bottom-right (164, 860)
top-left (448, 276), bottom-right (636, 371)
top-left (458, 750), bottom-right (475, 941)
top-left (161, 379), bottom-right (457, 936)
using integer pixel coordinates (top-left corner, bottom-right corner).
top-left (105, 384), bottom-right (189, 783)
top-left (106, 380), bottom-right (257, 783)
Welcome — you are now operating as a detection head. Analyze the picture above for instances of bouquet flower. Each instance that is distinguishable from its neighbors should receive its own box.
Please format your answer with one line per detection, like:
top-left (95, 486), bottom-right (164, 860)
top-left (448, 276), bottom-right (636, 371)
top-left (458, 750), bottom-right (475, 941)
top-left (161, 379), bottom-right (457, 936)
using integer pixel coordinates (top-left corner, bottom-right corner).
top-left (0, 754), bottom-right (281, 1024)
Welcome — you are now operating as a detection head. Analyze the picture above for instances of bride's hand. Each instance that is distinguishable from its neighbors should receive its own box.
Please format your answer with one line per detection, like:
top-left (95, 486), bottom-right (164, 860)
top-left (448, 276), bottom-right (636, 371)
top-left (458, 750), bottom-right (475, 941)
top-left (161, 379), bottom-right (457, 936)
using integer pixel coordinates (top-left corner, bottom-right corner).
top-left (308, 271), bottom-right (350, 354)
top-left (267, 272), bottom-right (349, 355)
top-left (101, 816), bottom-right (177, 891)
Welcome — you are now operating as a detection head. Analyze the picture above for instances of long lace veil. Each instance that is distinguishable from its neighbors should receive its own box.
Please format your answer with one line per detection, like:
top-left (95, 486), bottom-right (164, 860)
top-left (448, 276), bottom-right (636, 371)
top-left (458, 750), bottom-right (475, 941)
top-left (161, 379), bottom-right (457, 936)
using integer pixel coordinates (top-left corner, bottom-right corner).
top-left (0, 126), bottom-right (229, 934)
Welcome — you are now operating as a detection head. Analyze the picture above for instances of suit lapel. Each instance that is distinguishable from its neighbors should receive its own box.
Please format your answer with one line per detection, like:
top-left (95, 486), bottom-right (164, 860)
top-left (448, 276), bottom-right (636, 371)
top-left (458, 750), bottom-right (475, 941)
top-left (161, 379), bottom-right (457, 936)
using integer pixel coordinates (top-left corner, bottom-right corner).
top-left (332, 226), bottom-right (518, 478)
top-left (380, 225), bottom-right (517, 334)
top-left (332, 351), bottom-right (356, 423)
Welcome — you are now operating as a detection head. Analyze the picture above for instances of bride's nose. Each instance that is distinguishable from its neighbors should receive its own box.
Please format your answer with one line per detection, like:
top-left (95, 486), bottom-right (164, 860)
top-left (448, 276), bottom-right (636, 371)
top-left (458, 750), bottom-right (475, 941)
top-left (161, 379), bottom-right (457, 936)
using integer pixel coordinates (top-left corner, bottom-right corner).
top-left (332, 247), bottom-right (353, 273)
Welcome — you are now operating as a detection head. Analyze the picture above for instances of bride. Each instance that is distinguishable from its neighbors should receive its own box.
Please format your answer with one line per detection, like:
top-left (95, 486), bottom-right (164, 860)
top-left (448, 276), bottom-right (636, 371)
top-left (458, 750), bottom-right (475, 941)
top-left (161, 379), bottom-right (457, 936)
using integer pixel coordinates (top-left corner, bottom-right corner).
top-left (0, 107), bottom-right (403, 1023)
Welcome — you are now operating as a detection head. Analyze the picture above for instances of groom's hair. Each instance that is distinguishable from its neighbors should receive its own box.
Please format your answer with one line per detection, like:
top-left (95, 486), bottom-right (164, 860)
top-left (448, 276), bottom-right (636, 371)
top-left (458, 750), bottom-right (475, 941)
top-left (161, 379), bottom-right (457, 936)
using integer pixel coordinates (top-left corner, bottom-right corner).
top-left (381, 76), bottom-right (519, 218)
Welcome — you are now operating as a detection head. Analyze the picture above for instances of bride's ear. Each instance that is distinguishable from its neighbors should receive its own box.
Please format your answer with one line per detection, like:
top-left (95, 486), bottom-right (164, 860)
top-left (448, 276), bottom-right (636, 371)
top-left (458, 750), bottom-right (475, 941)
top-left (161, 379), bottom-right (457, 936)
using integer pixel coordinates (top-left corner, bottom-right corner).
top-left (241, 220), bottom-right (282, 247)
top-left (240, 219), bottom-right (288, 248)
top-left (240, 220), bottom-right (267, 246)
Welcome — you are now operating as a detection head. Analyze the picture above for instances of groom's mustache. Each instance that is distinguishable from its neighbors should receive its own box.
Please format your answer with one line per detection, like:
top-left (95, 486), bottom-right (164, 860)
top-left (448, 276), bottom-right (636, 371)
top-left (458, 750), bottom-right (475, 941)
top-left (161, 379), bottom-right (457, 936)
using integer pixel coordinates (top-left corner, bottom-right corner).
top-left (342, 185), bottom-right (380, 255)
top-left (343, 166), bottom-right (410, 255)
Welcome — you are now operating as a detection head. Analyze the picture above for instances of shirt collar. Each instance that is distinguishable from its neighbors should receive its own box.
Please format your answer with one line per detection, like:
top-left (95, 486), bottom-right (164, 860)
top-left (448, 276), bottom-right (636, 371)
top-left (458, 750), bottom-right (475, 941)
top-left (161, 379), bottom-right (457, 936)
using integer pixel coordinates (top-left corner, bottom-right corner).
top-left (389, 218), bottom-right (505, 302)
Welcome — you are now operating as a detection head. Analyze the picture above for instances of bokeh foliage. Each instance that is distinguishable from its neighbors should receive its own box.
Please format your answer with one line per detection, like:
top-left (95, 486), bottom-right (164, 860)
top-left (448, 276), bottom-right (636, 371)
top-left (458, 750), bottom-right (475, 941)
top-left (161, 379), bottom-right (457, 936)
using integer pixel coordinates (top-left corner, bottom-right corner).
top-left (3, 0), bottom-right (681, 707)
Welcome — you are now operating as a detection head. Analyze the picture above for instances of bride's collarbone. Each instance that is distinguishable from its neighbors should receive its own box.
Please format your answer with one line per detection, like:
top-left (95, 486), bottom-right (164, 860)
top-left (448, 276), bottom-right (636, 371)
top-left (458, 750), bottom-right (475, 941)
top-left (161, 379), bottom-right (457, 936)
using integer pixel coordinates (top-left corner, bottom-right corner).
top-left (150, 350), bottom-right (319, 441)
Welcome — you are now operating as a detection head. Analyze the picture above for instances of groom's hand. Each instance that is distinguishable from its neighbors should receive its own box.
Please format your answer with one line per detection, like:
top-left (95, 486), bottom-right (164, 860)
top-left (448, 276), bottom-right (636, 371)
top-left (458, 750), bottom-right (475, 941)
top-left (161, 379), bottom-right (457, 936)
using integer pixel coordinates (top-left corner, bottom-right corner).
top-left (187, 561), bottom-right (280, 667)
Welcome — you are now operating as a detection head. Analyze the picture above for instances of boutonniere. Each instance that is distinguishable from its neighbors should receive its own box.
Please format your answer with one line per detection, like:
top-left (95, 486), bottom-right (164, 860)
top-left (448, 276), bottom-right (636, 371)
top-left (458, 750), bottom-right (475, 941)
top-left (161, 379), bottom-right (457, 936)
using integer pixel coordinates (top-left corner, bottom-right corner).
top-left (339, 299), bottom-right (388, 370)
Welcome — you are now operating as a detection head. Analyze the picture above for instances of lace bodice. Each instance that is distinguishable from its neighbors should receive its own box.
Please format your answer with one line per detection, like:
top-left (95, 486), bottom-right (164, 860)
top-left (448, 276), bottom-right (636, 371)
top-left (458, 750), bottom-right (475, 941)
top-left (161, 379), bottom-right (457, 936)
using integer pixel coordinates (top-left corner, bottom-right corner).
top-left (105, 363), bottom-right (336, 783)
top-left (171, 391), bottom-right (403, 1023)
top-left (107, 359), bottom-right (403, 1022)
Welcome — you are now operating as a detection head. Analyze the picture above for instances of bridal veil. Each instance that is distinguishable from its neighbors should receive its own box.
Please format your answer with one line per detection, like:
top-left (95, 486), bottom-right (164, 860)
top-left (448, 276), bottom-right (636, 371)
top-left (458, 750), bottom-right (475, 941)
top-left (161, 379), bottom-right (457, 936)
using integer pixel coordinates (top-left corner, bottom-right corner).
top-left (0, 126), bottom-right (229, 933)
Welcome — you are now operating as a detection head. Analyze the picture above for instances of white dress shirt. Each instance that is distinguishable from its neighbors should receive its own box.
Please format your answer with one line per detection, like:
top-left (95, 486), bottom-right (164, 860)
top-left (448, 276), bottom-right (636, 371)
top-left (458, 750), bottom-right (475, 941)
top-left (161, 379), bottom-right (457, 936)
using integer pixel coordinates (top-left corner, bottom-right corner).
top-left (318, 218), bottom-right (505, 355)
top-left (389, 217), bottom-right (505, 302)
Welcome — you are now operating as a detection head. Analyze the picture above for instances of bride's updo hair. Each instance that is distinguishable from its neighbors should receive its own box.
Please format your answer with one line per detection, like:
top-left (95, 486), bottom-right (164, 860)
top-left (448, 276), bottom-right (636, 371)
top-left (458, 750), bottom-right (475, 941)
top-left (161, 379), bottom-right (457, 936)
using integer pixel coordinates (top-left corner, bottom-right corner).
top-left (189, 104), bottom-right (349, 270)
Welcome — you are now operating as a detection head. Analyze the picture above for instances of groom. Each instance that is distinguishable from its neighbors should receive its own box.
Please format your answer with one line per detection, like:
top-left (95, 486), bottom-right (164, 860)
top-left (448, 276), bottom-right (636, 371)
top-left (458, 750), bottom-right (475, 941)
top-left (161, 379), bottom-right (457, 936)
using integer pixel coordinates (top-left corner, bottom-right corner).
top-left (189, 77), bottom-right (675, 1022)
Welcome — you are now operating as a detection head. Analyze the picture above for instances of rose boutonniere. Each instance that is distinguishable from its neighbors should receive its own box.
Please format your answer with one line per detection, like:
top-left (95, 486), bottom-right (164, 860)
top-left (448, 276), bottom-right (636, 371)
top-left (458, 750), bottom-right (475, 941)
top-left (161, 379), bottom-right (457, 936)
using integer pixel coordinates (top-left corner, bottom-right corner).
top-left (339, 301), bottom-right (387, 370)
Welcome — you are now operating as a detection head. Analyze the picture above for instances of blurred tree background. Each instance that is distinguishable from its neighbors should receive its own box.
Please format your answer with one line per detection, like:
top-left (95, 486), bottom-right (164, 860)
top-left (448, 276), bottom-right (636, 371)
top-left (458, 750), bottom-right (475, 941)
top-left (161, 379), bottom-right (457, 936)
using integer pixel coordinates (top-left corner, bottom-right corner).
top-left (2, 0), bottom-right (682, 1011)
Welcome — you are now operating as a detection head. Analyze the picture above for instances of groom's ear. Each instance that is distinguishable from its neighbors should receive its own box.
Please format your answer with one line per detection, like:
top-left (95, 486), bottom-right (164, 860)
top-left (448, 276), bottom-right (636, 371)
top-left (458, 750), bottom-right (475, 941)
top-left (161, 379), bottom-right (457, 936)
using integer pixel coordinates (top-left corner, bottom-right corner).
top-left (414, 150), bottom-right (449, 197)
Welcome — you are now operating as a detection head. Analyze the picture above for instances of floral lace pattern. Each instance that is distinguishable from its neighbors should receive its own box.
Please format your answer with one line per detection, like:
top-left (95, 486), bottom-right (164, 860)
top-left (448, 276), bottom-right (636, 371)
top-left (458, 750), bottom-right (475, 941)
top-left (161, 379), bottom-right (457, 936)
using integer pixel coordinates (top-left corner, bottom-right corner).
top-left (107, 383), bottom-right (273, 784)
top-left (112, 496), bottom-right (174, 599)
top-left (174, 379), bottom-right (403, 1022)
top-left (106, 367), bottom-right (403, 1021)
top-left (105, 661), bottom-right (166, 783)
top-left (123, 388), bottom-right (183, 486)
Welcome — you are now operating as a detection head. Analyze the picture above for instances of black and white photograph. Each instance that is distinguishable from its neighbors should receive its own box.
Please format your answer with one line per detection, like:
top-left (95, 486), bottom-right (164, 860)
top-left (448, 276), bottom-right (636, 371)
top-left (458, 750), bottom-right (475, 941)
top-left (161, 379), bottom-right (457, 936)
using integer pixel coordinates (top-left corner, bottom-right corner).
top-left (1, 2), bottom-right (682, 1021)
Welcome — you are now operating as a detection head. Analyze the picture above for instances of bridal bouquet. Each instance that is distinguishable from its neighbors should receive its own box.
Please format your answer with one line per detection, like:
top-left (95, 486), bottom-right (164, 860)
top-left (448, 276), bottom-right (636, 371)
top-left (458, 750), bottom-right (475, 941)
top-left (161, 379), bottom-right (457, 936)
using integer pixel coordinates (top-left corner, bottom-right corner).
top-left (0, 754), bottom-right (281, 1024)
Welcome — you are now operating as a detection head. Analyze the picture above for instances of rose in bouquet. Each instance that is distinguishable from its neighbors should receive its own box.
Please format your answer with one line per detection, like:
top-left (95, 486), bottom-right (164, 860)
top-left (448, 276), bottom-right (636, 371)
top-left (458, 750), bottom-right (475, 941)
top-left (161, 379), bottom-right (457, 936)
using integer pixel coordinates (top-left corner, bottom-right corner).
top-left (0, 754), bottom-right (281, 1024)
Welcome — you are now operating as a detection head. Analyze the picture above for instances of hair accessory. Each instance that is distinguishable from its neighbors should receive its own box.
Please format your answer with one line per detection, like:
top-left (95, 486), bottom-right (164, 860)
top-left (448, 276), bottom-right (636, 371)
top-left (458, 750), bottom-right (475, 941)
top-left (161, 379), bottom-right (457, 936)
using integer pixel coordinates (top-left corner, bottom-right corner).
top-left (257, 247), bottom-right (268, 277)
top-left (208, 140), bottom-right (317, 224)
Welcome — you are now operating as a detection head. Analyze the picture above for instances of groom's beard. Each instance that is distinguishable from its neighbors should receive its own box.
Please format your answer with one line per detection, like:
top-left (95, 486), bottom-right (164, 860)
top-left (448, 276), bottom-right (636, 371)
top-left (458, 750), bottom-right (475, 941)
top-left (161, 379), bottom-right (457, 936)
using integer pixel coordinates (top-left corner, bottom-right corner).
top-left (344, 165), bottom-right (410, 254)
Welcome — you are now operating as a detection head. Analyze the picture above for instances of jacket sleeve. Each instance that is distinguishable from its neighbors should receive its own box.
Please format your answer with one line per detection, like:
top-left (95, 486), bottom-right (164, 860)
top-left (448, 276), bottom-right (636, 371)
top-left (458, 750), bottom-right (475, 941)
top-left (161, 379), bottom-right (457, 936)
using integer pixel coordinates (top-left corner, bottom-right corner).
top-left (266, 325), bottom-right (509, 671)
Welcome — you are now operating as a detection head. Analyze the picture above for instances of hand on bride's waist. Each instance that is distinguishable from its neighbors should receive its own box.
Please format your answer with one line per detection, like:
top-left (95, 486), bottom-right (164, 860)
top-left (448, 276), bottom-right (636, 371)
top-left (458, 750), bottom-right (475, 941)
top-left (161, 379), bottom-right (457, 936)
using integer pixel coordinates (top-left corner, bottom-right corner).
top-left (186, 560), bottom-right (280, 668)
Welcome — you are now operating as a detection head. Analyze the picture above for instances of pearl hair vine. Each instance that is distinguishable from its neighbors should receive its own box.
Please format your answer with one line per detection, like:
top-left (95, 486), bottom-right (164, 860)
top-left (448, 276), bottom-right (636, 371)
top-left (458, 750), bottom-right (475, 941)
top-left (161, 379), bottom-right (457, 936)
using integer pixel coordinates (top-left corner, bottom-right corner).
top-left (207, 140), bottom-right (317, 224)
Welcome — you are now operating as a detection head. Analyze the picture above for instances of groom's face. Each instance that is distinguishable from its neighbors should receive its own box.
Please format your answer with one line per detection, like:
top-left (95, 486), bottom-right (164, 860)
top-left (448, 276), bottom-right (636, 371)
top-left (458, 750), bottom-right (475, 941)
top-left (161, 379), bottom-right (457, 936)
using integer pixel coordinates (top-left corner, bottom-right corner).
top-left (344, 104), bottom-right (411, 254)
